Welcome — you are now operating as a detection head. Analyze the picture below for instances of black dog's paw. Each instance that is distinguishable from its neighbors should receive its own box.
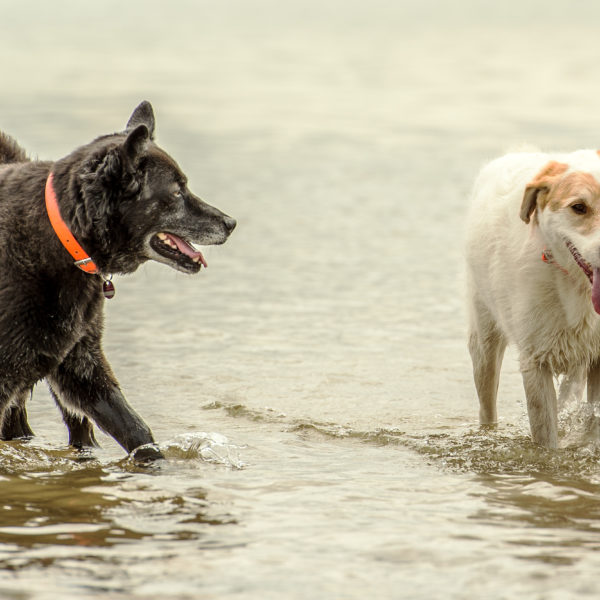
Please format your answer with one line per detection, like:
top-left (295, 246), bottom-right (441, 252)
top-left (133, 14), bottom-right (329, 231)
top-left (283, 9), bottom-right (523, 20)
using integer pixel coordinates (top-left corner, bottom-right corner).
top-left (130, 443), bottom-right (164, 463)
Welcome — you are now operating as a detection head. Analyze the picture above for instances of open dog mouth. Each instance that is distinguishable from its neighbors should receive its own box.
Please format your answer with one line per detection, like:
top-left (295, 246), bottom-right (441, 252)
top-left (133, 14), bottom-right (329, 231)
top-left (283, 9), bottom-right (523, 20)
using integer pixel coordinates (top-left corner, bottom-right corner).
top-left (566, 240), bottom-right (600, 315)
top-left (150, 232), bottom-right (207, 272)
top-left (566, 241), bottom-right (593, 283)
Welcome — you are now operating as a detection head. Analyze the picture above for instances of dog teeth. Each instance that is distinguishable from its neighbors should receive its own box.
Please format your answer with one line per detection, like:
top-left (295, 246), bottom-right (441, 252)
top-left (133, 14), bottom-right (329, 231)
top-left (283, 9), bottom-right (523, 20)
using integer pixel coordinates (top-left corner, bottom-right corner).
top-left (157, 234), bottom-right (177, 249)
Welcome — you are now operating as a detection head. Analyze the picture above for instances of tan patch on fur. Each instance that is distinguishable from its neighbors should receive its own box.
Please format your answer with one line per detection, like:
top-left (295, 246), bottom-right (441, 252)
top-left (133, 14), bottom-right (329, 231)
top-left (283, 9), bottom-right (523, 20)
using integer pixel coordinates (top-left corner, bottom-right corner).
top-left (530, 160), bottom-right (569, 186)
top-left (547, 172), bottom-right (600, 209)
top-left (521, 161), bottom-right (569, 223)
top-left (546, 171), bottom-right (600, 235)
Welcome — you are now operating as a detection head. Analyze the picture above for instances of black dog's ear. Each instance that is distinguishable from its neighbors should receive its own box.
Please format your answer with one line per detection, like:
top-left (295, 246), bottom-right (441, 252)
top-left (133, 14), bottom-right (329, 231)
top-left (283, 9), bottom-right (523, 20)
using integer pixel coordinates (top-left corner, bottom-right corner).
top-left (122, 124), bottom-right (149, 172)
top-left (126, 101), bottom-right (155, 140)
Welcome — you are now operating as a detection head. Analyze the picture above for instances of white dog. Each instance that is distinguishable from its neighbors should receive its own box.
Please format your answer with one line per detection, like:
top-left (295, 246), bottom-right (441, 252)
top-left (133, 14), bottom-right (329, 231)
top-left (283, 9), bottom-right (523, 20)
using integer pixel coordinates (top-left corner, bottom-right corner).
top-left (466, 150), bottom-right (600, 448)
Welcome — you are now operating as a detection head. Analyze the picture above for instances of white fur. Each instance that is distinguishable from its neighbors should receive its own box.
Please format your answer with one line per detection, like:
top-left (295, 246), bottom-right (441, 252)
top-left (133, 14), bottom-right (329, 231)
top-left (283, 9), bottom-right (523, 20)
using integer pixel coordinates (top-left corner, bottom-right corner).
top-left (466, 150), bottom-right (600, 447)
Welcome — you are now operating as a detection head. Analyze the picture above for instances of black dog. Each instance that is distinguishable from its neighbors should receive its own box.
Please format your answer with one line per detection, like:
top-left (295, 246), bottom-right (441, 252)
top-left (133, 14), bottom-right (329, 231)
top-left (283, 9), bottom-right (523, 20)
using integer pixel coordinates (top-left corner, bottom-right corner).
top-left (0, 102), bottom-right (235, 459)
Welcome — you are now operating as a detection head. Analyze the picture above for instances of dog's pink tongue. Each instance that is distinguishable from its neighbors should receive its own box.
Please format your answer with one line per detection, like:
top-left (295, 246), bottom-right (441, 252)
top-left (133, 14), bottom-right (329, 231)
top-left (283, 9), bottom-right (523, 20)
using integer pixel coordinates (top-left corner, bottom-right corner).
top-left (593, 268), bottom-right (600, 315)
top-left (167, 234), bottom-right (208, 268)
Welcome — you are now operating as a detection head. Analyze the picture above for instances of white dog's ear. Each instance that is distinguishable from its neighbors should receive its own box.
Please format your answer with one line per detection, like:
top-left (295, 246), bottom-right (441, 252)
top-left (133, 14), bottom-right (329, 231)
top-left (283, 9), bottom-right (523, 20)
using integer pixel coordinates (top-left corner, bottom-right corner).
top-left (520, 184), bottom-right (547, 224)
top-left (520, 161), bottom-right (568, 224)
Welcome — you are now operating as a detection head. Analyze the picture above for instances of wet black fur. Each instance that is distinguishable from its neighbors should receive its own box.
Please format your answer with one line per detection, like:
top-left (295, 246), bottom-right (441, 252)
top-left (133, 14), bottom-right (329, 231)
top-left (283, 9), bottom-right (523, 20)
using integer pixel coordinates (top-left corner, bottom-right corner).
top-left (0, 102), bottom-right (235, 459)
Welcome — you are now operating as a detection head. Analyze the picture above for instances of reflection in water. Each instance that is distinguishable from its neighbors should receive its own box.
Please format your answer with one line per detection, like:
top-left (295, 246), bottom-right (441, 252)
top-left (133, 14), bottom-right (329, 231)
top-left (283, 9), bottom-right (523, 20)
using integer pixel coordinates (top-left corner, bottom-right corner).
top-left (474, 472), bottom-right (600, 530)
top-left (0, 440), bottom-right (234, 562)
top-left (471, 473), bottom-right (600, 567)
top-left (218, 399), bottom-right (600, 569)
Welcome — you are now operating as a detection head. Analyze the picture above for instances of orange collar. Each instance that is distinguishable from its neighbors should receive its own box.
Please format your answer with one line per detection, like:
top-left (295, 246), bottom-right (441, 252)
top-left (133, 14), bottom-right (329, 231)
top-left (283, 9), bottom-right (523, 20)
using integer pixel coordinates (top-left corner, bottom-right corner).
top-left (44, 172), bottom-right (98, 275)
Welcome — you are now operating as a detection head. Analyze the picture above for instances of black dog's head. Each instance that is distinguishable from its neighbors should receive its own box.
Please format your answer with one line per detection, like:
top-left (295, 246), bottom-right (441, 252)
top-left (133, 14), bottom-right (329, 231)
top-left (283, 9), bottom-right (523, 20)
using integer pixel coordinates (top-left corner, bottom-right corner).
top-left (62, 101), bottom-right (236, 275)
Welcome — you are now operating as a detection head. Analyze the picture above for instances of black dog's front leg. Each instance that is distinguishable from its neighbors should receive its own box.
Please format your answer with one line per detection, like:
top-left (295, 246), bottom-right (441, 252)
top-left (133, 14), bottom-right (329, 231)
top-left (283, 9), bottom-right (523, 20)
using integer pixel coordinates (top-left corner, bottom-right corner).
top-left (48, 336), bottom-right (163, 459)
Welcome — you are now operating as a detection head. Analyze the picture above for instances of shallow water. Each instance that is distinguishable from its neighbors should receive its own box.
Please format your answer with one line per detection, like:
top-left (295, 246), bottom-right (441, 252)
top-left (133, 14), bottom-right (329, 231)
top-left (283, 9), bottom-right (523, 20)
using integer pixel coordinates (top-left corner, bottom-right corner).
top-left (4, 1), bottom-right (600, 598)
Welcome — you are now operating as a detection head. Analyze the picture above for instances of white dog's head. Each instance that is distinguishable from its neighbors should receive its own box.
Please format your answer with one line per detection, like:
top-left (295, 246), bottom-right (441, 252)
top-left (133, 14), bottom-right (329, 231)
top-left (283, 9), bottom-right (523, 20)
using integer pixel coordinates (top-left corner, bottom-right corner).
top-left (520, 152), bottom-right (600, 313)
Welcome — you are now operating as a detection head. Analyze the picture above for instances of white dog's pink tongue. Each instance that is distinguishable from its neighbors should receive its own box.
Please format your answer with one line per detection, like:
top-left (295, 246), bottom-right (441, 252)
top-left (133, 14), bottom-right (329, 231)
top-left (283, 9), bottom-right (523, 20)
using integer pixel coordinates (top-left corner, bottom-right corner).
top-left (593, 268), bottom-right (600, 315)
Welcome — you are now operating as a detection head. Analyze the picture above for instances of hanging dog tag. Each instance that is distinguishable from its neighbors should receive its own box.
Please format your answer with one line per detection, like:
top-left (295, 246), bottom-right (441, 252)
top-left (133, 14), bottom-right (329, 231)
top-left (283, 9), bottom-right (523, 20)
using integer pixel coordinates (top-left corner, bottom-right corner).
top-left (103, 279), bottom-right (115, 299)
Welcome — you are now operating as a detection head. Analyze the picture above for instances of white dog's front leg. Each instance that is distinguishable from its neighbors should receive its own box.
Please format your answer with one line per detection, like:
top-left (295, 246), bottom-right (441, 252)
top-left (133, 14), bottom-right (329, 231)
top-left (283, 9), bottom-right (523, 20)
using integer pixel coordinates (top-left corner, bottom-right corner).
top-left (521, 361), bottom-right (558, 448)
top-left (584, 361), bottom-right (600, 441)
top-left (587, 361), bottom-right (600, 405)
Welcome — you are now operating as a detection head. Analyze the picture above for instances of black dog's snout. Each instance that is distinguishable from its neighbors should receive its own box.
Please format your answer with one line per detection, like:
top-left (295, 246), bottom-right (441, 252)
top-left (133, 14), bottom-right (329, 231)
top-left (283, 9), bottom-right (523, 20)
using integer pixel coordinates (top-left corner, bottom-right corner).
top-left (223, 216), bottom-right (237, 234)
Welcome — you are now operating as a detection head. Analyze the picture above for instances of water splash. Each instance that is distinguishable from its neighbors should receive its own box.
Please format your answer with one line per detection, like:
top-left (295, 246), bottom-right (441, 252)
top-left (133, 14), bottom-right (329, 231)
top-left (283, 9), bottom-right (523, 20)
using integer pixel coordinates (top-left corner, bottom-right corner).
top-left (559, 395), bottom-right (600, 448)
top-left (160, 432), bottom-right (245, 469)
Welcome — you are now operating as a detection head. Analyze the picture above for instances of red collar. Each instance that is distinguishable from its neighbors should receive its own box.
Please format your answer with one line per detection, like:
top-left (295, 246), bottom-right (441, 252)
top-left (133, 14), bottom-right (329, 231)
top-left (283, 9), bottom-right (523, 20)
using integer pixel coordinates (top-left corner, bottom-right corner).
top-left (44, 172), bottom-right (98, 274)
top-left (541, 248), bottom-right (570, 277)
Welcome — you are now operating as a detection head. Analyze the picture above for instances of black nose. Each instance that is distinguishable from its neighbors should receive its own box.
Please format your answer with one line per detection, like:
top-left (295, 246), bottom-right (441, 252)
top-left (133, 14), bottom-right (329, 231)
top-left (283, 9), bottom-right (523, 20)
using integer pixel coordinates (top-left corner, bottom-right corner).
top-left (224, 216), bottom-right (237, 233)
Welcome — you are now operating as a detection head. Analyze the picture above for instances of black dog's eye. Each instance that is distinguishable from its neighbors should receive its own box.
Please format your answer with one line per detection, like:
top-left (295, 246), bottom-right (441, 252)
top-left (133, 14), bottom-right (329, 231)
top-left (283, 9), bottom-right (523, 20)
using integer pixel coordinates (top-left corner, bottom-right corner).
top-left (571, 203), bottom-right (588, 215)
top-left (173, 189), bottom-right (184, 200)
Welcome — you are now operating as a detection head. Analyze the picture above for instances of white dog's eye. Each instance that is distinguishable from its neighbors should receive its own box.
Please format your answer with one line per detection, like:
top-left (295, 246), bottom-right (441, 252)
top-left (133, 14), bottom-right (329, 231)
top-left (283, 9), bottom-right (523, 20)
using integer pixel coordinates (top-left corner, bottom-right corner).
top-left (571, 202), bottom-right (588, 215)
